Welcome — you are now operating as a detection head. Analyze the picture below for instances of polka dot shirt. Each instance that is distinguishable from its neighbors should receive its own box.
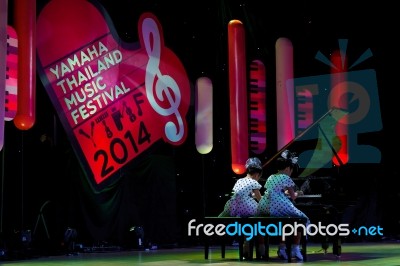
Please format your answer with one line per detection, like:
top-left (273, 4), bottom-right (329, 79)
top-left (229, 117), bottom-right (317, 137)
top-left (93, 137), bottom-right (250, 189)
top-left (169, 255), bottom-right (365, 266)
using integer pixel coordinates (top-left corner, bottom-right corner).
top-left (222, 177), bottom-right (262, 217)
top-left (257, 173), bottom-right (310, 224)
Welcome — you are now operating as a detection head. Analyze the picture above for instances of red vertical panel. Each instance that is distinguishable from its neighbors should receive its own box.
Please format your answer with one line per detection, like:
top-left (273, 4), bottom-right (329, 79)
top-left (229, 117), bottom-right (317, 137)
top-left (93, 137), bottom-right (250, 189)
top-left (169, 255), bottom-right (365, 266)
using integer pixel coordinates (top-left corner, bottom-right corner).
top-left (330, 50), bottom-right (348, 165)
top-left (228, 20), bottom-right (248, 174)
top-left (13, 0), bottom-right (36, 130)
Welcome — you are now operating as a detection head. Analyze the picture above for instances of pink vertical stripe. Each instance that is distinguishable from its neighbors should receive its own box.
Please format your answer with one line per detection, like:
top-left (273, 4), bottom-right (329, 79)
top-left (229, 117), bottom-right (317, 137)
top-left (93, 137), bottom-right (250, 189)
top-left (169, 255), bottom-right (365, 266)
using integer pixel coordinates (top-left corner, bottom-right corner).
top-left (249, 59), bottom-right (266, 154)
top-left (0, 0), bottom-right (7, 150)
top-left (6, 25), bottom-right (18, 121)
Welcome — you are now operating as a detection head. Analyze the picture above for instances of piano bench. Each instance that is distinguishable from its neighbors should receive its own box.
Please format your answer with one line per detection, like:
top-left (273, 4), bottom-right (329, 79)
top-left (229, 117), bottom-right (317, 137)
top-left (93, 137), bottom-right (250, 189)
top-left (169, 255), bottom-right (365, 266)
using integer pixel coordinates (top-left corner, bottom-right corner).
top-left (202, 216), bottom-right (308, 262)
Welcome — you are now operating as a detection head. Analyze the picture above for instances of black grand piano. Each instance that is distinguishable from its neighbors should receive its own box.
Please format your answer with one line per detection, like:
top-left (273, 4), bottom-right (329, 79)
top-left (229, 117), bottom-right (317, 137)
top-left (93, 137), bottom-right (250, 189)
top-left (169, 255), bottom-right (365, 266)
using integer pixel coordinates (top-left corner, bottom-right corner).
top-left (261, 107), bottom-right (352, 257)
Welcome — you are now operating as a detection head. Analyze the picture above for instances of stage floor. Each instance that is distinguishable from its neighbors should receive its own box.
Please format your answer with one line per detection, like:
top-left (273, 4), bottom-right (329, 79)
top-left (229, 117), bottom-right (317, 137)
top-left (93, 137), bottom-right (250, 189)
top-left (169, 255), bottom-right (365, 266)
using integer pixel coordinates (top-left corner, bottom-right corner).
top-left (1, 241), bottom-right (399, 265)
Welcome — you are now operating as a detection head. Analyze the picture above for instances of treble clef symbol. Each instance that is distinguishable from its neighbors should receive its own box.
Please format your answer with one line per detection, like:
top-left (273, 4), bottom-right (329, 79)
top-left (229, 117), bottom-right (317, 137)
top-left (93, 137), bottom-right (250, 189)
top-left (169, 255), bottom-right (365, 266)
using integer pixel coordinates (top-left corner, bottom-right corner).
top-left (142, 17), bottom-right (184, 143)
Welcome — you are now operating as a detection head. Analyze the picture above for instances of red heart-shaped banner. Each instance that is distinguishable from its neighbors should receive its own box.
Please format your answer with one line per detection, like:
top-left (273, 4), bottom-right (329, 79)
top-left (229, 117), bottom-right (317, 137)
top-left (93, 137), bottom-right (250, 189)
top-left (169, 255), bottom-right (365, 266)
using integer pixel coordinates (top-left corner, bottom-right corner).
top-left (37, 0), bottom-right (191, 188)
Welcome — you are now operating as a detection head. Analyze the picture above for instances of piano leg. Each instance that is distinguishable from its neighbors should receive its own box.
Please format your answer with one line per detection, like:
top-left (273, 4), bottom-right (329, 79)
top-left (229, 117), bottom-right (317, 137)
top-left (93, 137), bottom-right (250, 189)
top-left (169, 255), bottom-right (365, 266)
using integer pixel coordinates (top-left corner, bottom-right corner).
top-left (322, 206), bottom-right (342, 259)
top-left (321, 236), bottom-right (330, 254)
top-left (332, 236), bottom-right (342, 259)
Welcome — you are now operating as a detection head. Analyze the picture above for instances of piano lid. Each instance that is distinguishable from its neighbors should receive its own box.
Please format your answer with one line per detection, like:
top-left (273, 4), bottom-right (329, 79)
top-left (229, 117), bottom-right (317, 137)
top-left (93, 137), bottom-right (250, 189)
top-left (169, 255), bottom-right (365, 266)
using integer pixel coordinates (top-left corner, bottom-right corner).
top-left (262, 107), bottom-right (349, 178)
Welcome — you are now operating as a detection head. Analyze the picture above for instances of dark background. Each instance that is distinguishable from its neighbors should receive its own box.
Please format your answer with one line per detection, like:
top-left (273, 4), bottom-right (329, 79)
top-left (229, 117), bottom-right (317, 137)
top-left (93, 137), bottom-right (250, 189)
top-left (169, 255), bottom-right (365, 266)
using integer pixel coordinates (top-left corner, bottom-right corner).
top-left (1, 0), bottom-right (397, 256)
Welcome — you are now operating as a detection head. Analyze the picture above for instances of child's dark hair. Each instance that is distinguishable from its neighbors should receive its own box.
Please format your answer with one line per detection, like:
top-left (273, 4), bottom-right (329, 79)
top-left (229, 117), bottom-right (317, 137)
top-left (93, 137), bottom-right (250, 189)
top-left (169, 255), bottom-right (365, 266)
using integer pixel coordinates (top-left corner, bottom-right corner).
top-left (247, 167), bottom-right (263, 176)
top-left (275, 150), bottom-right (298, 171)
top-left (245, 157), bottom-right (263, 176)
top-left (275, 157), bottom-right (294, 171)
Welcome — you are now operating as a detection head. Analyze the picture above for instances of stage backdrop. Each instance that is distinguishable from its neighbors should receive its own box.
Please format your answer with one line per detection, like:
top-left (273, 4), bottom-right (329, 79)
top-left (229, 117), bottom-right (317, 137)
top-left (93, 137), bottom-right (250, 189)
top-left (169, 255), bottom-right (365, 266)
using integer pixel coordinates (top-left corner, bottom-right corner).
top-left (34, 0), bottom-right (191, 247)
